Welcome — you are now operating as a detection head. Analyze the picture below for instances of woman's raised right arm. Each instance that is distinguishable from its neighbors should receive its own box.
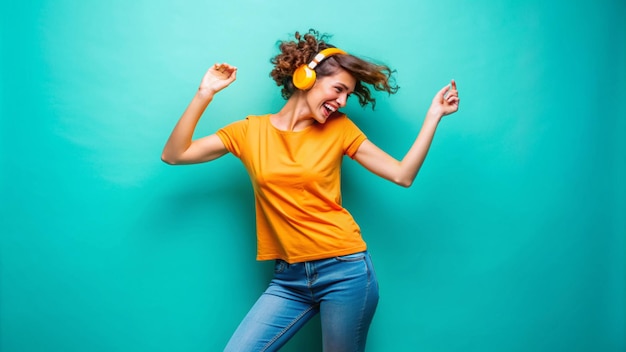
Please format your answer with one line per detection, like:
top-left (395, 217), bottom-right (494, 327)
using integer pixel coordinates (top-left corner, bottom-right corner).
top-left (161, 63), bottom-right (237, 165)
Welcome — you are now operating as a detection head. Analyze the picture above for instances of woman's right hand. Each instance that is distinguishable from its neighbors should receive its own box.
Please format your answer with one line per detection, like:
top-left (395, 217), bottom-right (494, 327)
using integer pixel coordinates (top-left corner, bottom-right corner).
top-left (198, 63), bottom-right (238, 97)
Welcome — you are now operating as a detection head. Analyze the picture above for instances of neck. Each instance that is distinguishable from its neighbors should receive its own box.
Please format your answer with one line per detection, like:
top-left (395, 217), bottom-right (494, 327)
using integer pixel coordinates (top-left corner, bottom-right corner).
top-left (271, 92), bottom-right (315, 132)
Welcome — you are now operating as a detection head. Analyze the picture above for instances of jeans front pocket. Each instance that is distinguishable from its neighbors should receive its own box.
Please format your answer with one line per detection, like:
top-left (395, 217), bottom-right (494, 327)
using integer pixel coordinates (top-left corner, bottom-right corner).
top-left (335, 251), bottom-right (367, 262)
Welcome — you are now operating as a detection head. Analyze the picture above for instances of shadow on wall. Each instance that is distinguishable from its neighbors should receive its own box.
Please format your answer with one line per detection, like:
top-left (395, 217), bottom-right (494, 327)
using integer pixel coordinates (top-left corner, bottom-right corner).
top-left (135, 163), bottom-right (325, 351)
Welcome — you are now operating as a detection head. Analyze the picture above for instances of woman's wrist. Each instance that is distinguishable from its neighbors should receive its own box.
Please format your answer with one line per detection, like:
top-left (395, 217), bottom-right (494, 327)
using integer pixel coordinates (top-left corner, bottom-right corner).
top-left (425, 110), bottom-right (443, 124)
top-left (195, 88), bottom-right (215, 102)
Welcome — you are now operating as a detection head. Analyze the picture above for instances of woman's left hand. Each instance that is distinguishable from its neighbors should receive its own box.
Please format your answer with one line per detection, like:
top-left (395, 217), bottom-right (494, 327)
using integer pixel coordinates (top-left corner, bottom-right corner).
top-left (428, 79), bottom-right (460, 119)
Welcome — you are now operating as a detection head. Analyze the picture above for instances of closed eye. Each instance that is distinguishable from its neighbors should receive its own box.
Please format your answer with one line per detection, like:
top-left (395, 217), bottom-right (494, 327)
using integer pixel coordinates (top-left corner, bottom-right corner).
top-left (335, 86), bottom-right (353, 96)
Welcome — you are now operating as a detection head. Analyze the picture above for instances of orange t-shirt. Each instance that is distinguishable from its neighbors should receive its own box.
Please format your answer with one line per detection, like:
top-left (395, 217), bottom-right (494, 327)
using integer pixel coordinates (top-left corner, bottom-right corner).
top-left (216, 114), bottom-right (368, 263)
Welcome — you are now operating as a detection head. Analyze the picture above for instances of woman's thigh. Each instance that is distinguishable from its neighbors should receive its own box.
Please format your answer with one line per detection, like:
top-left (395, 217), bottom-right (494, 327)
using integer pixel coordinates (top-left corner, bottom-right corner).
top-left (317, 252), bottom-right (380, 352)
top-left (224, 261), bottom-right (318, 352)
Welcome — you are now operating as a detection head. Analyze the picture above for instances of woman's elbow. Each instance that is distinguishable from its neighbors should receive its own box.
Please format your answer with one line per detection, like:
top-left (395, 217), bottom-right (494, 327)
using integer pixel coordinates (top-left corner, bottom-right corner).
top-left (391, 175), bottom-right (414, 188)
top-left (396, 179), bottom-right (413, 188)
top-left (161, 152), bottom-right (179, 165)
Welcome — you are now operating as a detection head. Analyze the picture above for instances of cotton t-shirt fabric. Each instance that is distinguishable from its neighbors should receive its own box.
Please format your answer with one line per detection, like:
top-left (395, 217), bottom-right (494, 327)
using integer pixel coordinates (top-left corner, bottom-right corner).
top-left (216, 113), bottom-right (368, 263)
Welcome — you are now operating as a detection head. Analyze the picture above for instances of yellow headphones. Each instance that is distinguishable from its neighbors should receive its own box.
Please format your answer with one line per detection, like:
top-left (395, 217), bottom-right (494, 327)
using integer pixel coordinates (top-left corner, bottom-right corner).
top-left (292, 47), bottom-right (347, 90)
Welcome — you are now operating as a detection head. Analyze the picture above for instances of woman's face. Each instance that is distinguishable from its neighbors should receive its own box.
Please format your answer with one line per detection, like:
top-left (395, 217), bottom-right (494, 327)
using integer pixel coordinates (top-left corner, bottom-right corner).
top-left (306, 68), bottom-right (356, 124)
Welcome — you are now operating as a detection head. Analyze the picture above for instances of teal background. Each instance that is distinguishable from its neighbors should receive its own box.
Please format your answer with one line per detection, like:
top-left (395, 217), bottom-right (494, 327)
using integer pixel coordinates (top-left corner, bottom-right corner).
top-left (1, 0), bottom-right (624, 351)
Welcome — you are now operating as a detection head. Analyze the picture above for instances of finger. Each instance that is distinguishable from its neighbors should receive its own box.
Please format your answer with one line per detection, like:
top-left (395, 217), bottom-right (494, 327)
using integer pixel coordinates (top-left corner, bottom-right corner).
top-left (447, 96), bottom-right (460, 105)
top-left (450, 79), bottom-right (457, 90)
top-left (214, 63), bottom-right (228, 72)
top-left (216, 63), bottom-right (237, 75)
top-left (438, 83), bottom-right (451, 98)
top-left (446, 92), bottom-right (459, 100)
top-left (212, 64), bottom-right (223, 74)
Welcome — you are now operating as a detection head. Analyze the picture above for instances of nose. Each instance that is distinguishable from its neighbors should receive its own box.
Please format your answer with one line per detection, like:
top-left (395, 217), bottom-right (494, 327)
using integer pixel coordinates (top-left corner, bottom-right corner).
top-left (336, 93), bottom-right (348, 107)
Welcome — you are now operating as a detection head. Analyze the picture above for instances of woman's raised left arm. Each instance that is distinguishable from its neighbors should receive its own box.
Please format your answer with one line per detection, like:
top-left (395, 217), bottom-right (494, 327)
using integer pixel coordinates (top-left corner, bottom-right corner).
top-left (353, 80), bottom-right (459, 187)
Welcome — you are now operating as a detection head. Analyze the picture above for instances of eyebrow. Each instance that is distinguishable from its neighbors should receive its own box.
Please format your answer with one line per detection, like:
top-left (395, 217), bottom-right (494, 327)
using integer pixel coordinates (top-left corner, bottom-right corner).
top-left (336, 82), bottom-right (354, 94)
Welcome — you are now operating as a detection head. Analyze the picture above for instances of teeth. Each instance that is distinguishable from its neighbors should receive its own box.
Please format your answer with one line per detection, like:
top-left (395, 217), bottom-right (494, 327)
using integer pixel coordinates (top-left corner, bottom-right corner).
top-left (324, 103), bottom-right (336, 112)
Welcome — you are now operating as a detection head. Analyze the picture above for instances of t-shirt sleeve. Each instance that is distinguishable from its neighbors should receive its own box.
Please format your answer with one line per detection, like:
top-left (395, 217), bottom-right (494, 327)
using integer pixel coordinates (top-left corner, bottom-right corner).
top-left (215, 117), bottom-right (249, 158)
top-left (341, 116), bottom-right (368, 158)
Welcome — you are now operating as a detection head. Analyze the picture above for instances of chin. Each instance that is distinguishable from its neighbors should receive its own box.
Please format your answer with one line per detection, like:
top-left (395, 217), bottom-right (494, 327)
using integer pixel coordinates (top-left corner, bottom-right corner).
top-left (314, 116), bottom-right (328, 125)
top-left (316, 110), bottom-right (341, 124)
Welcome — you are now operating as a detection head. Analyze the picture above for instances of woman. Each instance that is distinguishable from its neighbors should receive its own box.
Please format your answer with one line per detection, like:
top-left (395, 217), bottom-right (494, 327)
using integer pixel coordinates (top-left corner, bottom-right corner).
top-left (162, 29), bottom-right (459, 352)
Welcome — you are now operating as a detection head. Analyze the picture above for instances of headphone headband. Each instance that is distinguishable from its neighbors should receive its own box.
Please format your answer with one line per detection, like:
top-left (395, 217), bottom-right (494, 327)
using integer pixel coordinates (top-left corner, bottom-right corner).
top-left (307, 48), bottom-right (347, 69)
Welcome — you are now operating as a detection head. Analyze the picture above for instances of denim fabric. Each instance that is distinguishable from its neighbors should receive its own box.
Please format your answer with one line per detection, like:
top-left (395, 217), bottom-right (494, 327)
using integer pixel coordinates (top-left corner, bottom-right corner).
top-left (224, 251), bottom-right (379, 352)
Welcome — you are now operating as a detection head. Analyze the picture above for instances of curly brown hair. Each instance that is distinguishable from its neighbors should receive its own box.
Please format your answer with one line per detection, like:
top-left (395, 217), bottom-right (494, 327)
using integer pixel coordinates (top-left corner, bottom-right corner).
top-left (270, 29), bottom-right (398, 109)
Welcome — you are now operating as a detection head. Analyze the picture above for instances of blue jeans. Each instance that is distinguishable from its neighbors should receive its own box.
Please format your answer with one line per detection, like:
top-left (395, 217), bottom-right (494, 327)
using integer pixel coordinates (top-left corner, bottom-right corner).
top-left (224, 251), bottom-right (379, 352)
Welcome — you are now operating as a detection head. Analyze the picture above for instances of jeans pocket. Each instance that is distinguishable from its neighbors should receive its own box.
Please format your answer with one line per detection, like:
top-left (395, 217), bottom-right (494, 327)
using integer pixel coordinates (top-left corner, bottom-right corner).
top-left (335, 251), bottom-right (366, 262)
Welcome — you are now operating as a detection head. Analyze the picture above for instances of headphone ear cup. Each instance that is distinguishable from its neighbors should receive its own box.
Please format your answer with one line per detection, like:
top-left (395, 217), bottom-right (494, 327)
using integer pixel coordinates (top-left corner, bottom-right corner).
top-left (292, 64), bottom-right (316, 90)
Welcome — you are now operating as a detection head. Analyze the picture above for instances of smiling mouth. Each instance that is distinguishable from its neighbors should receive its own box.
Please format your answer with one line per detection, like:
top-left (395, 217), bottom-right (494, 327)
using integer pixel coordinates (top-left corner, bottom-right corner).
top-left (323, 103), bottom-right (337, 115)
